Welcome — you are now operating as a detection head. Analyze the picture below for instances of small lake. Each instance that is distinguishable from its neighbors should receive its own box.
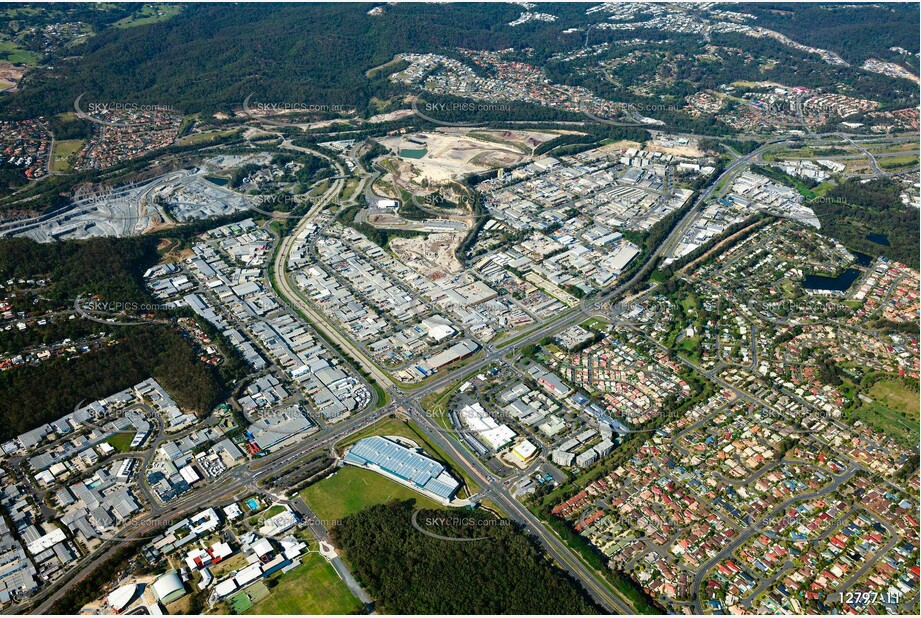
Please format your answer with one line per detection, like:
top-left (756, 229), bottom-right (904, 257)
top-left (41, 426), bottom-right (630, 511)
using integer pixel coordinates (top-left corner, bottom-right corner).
top-left (803, 268), bottom-right (861, 293)
top-left (853, 251), bottom-right (873, 267)
top-left (866, 233), bottom-right (890, 246)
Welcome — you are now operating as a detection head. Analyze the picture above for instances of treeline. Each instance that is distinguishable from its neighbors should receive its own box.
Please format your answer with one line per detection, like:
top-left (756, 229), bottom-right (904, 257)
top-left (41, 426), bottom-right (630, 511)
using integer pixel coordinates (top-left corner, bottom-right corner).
top-left (808, 178), bottom-right (919, 268)
top-left (332, 500), bottom-right (602, 615)
top-left (699, 138), bottom-right (761, 156)
top-left (643, 189), bottom-right (698, 254)
top-left (654, 214), bottom-right (772, 280)
top-left (0, 324), bottom-right (225, 441)
top-left (48, 114), bottom-right (94, 140)
top-left (750, 164), bottom-right (817, 196)
top-left (0, 236), bottom-right (158, 304)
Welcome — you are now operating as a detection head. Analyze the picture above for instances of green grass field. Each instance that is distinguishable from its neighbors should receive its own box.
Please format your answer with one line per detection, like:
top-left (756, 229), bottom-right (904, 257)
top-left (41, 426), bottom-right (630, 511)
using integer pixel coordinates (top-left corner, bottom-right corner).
top-left (246, 551), bottom-right (361, 614)
top-left (0, 40), bottom-right (39, 65)
top-left (113, 4), bottom-right (183, 28)
top-left (104, 432), bottom-right (135, 452)
top-left (262, 504), bottom-right (286, 518)
top-left (849, 379), bottom-right (920, 446)
top-left (299, 464), bottom-right (442, 523)
top-left (50, 139), bottom-right (84, 173)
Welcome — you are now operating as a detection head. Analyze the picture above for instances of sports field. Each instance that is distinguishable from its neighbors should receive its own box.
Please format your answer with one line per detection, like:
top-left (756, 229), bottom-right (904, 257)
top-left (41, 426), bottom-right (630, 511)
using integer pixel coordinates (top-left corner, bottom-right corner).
top-left (50, 139), bottom-right (84, 173)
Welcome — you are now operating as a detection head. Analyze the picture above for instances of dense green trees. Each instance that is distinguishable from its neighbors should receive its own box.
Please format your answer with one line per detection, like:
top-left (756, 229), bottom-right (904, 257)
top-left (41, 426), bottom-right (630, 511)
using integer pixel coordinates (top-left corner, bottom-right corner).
top-left (808, 179), bottom-right (920, 268)
top-left (0, 236), bottom-right (238, 440)
top-left (0, 236), bottom-right (158, 303)
top-left (1, 3), bottom-right (539, 118)
top-left (746, 3), bottom-right (919, 66)
top-left (0, 324), bottom-right (224, 440)
top-left (333, 500), bottom-right (601, 614)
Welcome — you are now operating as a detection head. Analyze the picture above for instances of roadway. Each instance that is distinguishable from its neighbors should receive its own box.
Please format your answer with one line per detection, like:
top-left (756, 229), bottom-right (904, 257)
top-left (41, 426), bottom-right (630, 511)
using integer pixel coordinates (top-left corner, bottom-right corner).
top-left (23, 126), bottom-right (908, 615)
top-left (246, 134), bottom-right (777, 614)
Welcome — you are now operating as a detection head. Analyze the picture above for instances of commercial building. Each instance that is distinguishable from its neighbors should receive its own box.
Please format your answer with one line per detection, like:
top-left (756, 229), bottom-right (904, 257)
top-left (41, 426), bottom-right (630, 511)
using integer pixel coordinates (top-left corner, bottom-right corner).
top-left (152, 571), bottom-right (186, 604)
top-left (458, 402), bottom-right (517, 451)
top-left (527, 364), bottom-right (573, 398)
top-left (513, 439), bottom-right (538, 461)
top-left (343, 436), bottom-right (460, 503)
top-left (420, 339), bottom-right (480, 374)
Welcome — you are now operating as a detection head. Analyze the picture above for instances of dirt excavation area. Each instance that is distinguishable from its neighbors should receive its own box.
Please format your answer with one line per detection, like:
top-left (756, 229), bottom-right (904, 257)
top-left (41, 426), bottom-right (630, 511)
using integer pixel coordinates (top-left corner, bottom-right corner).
top-left (645, 134), bottom-right (705, 158)
top-left (390, 233), bottom-right (465, 276)
top-left (377, 128), bottom-right (560, 185)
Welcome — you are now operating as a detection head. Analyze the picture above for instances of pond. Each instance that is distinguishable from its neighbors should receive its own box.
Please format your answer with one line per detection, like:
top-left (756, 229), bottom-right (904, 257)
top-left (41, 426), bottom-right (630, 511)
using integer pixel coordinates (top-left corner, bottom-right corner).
top-left (802, 268), bottom-right (861, 293)
top-left (853, 251), bottom-right (873, 267)
top-left (866, 232), bottom-right (890, 246)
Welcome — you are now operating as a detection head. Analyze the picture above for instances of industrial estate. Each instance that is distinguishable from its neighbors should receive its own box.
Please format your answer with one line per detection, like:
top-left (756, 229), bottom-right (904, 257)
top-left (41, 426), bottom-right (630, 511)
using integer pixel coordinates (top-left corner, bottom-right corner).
top-left (0, 2), bottom-right (918, 616)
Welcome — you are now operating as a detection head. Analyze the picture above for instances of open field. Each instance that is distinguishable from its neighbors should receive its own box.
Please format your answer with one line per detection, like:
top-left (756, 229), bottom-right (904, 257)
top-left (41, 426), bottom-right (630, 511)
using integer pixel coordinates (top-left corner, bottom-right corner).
top-left (113, 4), bottom-right (183, 28)
top-left (879, 154), bottom-right (918, 170)
top-left (50, 139), bottom-right (84, 173)
top-left (848, 379), bottom-right (920, 446)
top-left (103, 432), bottom-right (135, 453)
top-left (299, 464), bottom-right (442, 522)
top-left (865, 141), bottom-right (919, 154)
top-left (209, 552), bottom-right (249, 579)
top-left (246, 550), bottom-right (361, 615)
top-left (175, 129), bottom-right (236, 146)
top-left (869, 379), bottom-right (920, 417)
top-left (0, 40), bottom-right (39, 65)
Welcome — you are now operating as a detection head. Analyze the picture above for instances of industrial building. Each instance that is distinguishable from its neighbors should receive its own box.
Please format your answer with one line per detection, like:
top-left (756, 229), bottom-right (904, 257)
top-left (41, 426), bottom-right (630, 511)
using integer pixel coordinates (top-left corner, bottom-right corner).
top-left (343, 436), bottom-right (460, 503)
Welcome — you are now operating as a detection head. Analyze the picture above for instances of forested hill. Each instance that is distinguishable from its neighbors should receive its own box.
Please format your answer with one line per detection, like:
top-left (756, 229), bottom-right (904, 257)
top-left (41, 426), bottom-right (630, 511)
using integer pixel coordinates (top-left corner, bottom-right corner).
top-left (332, 500), bottom-right (603, 614)
top-left (1, 2), bottom-right (578, 118)
top-left (2, 3), bottom-right (918, 120)
top-left (743, 3), bottom-right (920, 68)
top-left (0, 236), bottom-right (241, 440)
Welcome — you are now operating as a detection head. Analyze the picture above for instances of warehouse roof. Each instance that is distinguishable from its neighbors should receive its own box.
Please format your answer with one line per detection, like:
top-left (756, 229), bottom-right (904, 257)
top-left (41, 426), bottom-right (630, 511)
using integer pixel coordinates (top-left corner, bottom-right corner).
top-left (343, 436), bottom-right (459, 500)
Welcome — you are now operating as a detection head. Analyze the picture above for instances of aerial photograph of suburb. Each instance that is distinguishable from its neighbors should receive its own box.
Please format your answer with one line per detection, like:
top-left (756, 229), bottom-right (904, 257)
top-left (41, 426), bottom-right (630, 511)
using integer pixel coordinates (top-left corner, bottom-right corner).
top-left (0, 1), bottom-right (917, 616)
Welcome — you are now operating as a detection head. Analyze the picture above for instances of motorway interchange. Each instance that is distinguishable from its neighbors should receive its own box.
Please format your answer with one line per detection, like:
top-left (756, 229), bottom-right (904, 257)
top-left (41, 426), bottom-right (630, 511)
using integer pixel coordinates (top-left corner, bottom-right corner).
top-left (14, 122), bottom-right (918, 615)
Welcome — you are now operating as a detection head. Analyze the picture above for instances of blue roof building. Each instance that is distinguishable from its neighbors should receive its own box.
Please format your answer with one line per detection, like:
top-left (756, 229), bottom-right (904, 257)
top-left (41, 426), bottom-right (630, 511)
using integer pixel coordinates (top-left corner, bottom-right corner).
top-left (343, 436), bottom-right (460, 501)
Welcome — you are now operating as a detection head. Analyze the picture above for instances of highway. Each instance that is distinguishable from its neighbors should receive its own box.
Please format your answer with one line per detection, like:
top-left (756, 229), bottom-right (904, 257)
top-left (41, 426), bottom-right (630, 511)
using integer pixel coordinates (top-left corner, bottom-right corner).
top-left (21, 126), bottom-right (913, 615)
top-left (246, 134), bottom-right (779, 614)
top-left (258, 133), bottom-right (824, 613)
